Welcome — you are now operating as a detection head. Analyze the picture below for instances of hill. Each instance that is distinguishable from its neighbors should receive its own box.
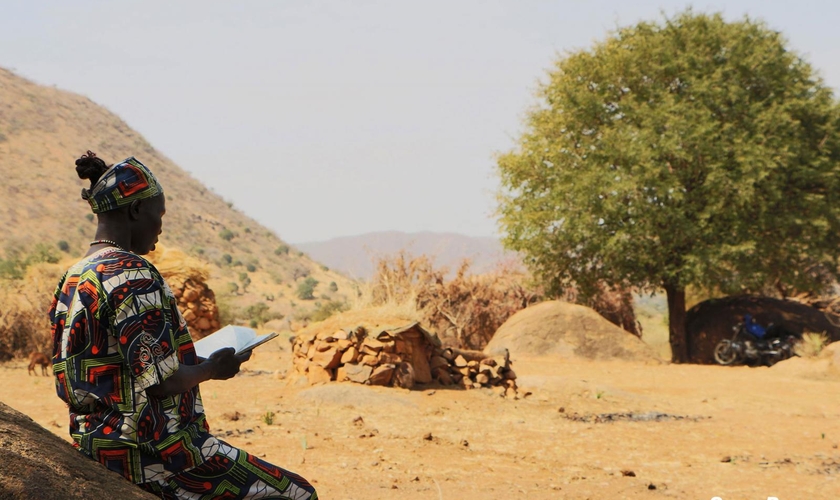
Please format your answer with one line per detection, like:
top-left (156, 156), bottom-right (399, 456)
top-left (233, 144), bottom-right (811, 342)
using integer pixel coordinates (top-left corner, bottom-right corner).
top-left (295, 231), bottom-right (518, 279)
top-left (0, 68), bottom-right (353, 323)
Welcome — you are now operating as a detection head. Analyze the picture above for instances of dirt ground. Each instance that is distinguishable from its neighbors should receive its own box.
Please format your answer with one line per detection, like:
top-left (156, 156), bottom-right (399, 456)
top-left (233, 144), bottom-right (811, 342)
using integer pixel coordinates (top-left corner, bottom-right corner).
top-left (2, 338), bottom-right (839, 500)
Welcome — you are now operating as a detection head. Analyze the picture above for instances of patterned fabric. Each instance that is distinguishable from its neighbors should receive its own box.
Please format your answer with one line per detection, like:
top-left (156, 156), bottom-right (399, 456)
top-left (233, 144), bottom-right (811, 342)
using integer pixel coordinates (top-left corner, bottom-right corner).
top-left (82, 156), bottom-right (164, 213)
top-left (50, 248), bottom-right (318, 499)
top-left (139, 438), bottom-right (318, 500)
top-left (51, 248), bottom-right (210, 484)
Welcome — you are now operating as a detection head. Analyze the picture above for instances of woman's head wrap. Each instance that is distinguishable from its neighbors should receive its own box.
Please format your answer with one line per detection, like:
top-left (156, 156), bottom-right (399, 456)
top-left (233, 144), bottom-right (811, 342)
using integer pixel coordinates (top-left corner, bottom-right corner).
top-left (82, 157), bottom-right (164, 214)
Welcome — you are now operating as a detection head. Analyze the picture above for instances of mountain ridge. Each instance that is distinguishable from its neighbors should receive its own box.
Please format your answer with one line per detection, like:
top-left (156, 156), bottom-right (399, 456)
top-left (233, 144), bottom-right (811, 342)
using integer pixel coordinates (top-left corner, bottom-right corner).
top-left (296, 230), bottom-right (518, 279)
top-left (0, 67), bottom-right (352, 319)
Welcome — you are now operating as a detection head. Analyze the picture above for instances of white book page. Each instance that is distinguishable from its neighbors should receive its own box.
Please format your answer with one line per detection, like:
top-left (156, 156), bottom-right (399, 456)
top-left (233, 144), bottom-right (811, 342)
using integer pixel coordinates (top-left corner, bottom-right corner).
top-left (193, 325), bottom-right (277, 358)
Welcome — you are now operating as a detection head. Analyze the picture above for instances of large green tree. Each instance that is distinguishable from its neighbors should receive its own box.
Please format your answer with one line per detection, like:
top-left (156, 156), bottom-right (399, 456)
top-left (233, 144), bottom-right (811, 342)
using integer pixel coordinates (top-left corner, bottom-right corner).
top-left (496, 11), bottom-right (840, 363)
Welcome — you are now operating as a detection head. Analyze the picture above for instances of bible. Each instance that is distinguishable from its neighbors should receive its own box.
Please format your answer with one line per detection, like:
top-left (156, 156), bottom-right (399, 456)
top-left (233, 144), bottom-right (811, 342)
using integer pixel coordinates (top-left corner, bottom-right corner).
top-left (193, 325), bottom-right (279, 359)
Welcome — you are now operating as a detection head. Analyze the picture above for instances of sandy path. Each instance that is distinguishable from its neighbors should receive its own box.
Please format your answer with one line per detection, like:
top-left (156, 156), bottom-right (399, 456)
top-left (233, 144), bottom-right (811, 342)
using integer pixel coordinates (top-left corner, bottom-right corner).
top-left (2, 340), bottom-right (839, 499)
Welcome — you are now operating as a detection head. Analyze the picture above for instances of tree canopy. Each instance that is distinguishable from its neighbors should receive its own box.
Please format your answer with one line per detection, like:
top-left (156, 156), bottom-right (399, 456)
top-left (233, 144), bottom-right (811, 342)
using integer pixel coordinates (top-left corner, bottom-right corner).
top-left (496, 10), bottom-right (840, 362)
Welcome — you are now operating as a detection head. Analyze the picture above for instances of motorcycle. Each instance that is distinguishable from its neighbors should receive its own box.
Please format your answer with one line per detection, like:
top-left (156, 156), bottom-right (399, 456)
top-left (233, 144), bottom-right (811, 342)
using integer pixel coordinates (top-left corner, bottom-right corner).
top-left (713, 315), bottom-right (799, 367)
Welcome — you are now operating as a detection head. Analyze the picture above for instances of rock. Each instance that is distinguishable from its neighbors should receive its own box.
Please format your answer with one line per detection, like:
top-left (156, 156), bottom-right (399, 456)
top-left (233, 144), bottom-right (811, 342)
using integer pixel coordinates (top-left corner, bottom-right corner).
top-left (393, 362), bottom-right (415, 389)
top-left (341, 346), bottom-right (359, 364)
top-left (454, 355), bottom-right (468, 368)
top-left (377, 352), bottom-right (401, 365)
top-left (306, 365), bottom-right (332, 385)
top-left (343, 363), bottom-right (373, 383)
top-left (312, 347), bottom-right (342, 369)
top-left (429, 355), bottom-right (449, 371)
top-left (369, 364), bottom-right (395, 386)
top-left (330, 330), bottom-right (350, 341)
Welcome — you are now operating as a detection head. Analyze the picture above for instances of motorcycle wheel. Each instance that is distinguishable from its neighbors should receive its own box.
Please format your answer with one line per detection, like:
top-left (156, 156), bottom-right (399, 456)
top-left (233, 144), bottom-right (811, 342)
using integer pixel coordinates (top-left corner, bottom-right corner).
top-left (714, 340), bottom-right (739, 365)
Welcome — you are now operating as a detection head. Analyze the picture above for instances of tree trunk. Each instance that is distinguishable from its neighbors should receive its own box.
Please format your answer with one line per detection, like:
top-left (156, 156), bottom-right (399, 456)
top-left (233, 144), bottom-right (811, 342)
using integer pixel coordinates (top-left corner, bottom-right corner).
top-left (664, 283), bottom-right (688, 363)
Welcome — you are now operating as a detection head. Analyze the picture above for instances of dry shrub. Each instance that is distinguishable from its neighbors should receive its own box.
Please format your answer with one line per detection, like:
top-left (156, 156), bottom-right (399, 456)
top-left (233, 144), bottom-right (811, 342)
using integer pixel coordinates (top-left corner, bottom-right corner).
top-left (566, 284), bottom-right (642, 338)
top-left (147, 244), bottom-right (209, 283)
top-left (795, 331), bottom-right (829, 358)
top-left (0, 262), bottom-right (64, 359)
top-left (358, 252), bottom-right (539, 349)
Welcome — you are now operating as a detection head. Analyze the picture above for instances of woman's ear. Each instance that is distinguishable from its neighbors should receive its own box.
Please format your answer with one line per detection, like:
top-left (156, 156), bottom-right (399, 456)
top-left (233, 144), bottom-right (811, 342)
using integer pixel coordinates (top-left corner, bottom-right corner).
top-left (128, 199), bottom-right (143, 221)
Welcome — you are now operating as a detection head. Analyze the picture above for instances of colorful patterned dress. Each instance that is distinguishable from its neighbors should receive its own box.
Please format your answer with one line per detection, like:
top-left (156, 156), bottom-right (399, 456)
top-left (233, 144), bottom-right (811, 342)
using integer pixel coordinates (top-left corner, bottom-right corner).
top-left (50, 248), bottom-right (317, 499)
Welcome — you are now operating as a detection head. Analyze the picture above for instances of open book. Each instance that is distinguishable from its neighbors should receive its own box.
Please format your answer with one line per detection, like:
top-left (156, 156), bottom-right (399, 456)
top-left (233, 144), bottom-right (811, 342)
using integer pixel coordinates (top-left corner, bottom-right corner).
top-left (193, 325), bottom-right (279, 359)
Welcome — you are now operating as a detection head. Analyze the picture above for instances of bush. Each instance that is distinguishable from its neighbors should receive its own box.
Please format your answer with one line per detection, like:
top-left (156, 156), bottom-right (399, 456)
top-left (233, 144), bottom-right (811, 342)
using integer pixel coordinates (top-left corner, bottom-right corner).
top-left (246, 263), bottom-right (257, 273)
top-left (0, 259), bottom-right (25, 280)
top-left (309, 300), bottom-right (348, 322)
top-left (225, 282), bottom-right (239, 295)
top-left (85, 213), bottom-right (95, 222)
top-left (364, 252), bottom-right (540, 349)
top-left (0, 265), bottom-right (60, 357)
top-left (275, 244), bottom-right (290, 256)
top-left (320, 265), bottom-right (329, 271)
top-left (221, 254), bottom-right (233, 265)
top-left (57, 240), bottom-right (70, 253)
top-left (795, 332), bottom-right (829, 358)
top-left (219, 229), bottom-right (235, 241)
top-left (216, 297), bottom-right (240, 327)
top-left (244, 302), bottom-right (283, 327)
top-left (328, 281), bottom-right (338, 292)
top-left (296, 277), bottom-right (319, 300)
top-left (29, 244), bottom-right (60, 265)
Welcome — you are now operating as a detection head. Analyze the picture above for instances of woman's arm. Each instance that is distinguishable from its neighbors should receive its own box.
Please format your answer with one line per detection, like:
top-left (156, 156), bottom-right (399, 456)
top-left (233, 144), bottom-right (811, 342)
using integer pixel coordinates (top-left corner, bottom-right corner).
top-left (146, 348), bottom-right (251, 398)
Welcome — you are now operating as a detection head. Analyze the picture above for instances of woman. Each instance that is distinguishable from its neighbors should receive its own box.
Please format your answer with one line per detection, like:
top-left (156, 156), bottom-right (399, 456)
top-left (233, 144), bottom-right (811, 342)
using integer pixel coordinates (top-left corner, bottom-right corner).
top-left (50, 151), bottom-right (317, 499)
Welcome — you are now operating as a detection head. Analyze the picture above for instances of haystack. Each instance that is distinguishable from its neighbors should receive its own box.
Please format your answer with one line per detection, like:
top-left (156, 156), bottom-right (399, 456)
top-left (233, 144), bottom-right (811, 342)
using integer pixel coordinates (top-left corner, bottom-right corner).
top-left (147, 245), bottom-right (220, 339)
top-left (484, 300), bottom-right (660, 362)
top-left (290, 306), bottom-right (521, 395)
top-left (0, 401), bottom-right (154, 499)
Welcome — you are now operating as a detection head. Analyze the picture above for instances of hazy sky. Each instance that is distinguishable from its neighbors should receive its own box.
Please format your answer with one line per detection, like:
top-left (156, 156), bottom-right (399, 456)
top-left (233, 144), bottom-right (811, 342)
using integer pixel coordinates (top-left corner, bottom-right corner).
top-left (2, 1), bottom-right (839, 243)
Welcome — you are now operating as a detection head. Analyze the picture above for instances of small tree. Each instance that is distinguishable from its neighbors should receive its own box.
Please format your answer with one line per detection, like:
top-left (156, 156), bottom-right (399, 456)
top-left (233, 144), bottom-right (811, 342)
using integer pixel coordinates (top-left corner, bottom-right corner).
top-left (497, 10), bottom-right (840, 362)
top-left (245, 302), bottom-right (280, 327)
top-left (296, 277), bottom-right (319, 300)
top-left (239, 272), bottom-right (251, 293)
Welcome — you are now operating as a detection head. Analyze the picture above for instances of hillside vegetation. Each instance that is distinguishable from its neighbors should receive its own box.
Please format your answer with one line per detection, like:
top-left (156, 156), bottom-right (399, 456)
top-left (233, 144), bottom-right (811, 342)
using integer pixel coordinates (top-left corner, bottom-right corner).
top-left (0, 68), bottom-right (353, 331)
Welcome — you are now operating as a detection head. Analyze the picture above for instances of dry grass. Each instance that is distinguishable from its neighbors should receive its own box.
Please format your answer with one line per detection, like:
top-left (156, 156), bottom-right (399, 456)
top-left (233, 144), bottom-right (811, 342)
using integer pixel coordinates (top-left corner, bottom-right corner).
top-left (353, 252), bottom-right (539, 349)
top-left (0, 262), bottom-right (65, 359)
top-left (795, 331), bottom-right (830, 358)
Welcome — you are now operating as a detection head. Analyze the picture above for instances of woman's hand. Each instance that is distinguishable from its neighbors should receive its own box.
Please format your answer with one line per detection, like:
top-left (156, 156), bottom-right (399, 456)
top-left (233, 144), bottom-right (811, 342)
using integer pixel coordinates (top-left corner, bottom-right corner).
top-left (146, 349), bottom-right (252, 398)
top-left (207, 347), bottom-right (252, 380)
